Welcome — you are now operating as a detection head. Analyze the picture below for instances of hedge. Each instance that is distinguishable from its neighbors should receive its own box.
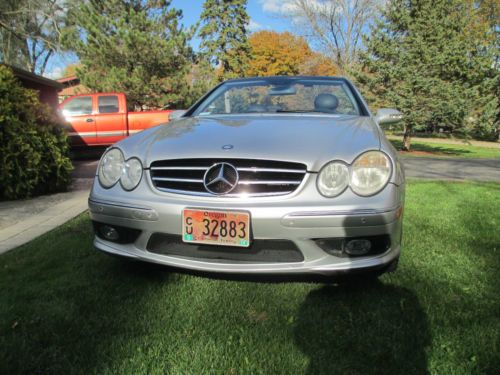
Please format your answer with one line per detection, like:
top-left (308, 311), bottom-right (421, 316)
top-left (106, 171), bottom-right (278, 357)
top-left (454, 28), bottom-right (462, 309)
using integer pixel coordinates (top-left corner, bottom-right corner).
top-left (0, 65), bottom-right (73, 200)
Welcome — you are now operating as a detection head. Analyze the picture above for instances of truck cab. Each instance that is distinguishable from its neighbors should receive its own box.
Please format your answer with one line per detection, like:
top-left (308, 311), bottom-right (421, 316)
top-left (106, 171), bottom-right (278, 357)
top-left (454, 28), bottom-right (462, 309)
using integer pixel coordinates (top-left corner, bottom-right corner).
top-left (59, 93), bottom-right (172, 146)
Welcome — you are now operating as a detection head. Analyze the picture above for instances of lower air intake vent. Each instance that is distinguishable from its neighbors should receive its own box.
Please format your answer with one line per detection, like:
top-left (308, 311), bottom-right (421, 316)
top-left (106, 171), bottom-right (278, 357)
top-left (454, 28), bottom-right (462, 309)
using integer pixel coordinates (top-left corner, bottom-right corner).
top-left (147, 234), bottom-right (304, 263)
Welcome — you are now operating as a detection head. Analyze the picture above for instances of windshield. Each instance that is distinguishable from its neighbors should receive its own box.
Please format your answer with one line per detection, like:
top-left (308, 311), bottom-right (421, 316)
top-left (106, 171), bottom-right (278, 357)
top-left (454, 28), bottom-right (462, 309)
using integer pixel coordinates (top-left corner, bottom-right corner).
top-left (192, 79), bottom-right (362, 116)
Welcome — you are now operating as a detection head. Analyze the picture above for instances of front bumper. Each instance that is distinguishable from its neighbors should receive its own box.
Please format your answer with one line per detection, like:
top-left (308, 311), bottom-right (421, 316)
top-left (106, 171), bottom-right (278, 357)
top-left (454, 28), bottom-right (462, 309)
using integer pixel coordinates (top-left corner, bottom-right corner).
top-left (88, 183), bottom-right (403, 277)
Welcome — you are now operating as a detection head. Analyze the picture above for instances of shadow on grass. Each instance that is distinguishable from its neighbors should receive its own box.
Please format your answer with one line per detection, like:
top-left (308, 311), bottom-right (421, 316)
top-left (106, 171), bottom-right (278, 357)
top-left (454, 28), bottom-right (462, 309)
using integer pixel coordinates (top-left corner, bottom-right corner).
top-left (293, 188), bottom-right (428, 374)
top-left (294, 282), bottom-right (429, 375)
top-left (390, 139), bottom-right (473, 157)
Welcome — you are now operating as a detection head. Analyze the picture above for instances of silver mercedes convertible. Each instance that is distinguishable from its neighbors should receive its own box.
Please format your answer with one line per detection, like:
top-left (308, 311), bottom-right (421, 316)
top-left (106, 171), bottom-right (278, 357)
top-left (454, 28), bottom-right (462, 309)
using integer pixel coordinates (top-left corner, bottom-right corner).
top-left (89, 76), bottom-right (405, 280)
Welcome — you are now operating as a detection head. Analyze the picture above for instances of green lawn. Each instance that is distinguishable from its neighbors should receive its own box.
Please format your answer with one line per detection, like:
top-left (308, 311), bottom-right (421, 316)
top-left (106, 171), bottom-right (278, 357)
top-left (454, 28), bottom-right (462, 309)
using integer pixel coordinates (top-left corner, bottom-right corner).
top-left (1, 181), bottom-right (499, 374)
top-left (389, 139), bottom-right (500, 159)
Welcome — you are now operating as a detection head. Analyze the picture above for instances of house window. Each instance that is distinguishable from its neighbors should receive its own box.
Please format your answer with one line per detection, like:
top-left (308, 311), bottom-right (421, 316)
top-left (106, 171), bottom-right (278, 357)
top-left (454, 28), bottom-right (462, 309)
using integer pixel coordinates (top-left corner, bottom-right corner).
top-left (98, 95), bottom-right (119, 114)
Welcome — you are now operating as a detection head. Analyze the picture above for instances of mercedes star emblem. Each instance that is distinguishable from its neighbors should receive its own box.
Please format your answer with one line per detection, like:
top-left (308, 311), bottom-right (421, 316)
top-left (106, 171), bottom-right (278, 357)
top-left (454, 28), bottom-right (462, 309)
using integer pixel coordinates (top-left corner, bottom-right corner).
top-left (203, 163), bottom-right (239, 195)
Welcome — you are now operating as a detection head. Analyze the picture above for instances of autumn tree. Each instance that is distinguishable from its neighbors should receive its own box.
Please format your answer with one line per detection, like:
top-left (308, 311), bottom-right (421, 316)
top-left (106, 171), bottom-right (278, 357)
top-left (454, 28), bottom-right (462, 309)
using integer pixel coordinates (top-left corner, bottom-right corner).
top-left (64, 0), bottom-right (192, 109)
top-left (247, 31), bottom-right (337, 77)
top-left (300, 52), bottom-right (338, 76)
top-left (198, 0), bottom-right (251, 81)
top-left (247, 31), bottom-right (311, 76)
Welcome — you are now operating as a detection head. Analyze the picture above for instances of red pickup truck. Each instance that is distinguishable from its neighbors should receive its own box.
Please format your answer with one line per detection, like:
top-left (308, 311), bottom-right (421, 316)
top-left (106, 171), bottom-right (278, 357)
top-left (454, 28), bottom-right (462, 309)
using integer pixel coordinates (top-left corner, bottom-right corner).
top-left (59, 92), bottom-right (173, 146)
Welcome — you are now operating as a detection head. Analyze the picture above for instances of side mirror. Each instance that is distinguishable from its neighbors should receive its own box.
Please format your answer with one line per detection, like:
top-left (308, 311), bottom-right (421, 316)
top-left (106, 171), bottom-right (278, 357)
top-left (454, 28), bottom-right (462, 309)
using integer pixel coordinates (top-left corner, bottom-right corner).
top-left (169, 110), bottom-right (187, 121)
top-left (375, 108), bottom-right (403, 126)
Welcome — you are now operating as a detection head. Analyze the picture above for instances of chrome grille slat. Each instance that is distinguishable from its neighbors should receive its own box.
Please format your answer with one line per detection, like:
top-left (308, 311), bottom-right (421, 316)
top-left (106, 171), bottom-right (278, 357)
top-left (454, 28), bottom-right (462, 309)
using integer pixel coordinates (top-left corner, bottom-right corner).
top-left (236, 167), bottom-right (305, 174)
top-left (238, 180), bottom-right (302, 185)
top-left (152, 177), bottom-right (204, 183)
top-left (150, 166), bottom-right (208, 171)
top-left (150, 158), bottom-right (307, 197)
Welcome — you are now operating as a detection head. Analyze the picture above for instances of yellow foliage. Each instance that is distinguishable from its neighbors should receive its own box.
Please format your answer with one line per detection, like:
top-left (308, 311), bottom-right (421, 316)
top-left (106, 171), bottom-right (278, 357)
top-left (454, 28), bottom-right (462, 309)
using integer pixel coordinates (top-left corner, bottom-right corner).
top-left (300, 52), bottom-right (338, 76)
top-left (247, 31), bottom-right (338, 77)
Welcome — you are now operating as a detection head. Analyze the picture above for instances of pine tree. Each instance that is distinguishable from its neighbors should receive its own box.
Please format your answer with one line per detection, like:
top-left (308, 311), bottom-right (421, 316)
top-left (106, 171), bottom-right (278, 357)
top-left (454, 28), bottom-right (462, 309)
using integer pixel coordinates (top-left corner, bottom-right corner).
top-left (63, 0), bottom-right (192, 109)
top-left (198, 0), bottom-right (251, 81)
top-left (355, 0), bottom-right (496, 149)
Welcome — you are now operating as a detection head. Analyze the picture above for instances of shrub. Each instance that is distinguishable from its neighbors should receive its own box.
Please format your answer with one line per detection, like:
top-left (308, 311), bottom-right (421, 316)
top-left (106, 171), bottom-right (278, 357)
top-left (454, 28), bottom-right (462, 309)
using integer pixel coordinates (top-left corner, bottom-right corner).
top-left (0, 65), bottom-right (73, 200)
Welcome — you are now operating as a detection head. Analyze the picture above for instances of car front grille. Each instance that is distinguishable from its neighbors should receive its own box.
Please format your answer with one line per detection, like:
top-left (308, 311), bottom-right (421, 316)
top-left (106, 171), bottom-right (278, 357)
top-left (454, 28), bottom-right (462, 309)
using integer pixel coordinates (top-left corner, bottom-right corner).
top-left (149, 158), bottom-right (307, 197)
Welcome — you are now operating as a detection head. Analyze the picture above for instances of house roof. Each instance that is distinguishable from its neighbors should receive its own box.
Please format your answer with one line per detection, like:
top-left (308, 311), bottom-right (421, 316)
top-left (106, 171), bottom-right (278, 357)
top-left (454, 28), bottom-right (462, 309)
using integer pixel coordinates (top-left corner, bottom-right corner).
top-left (57, 75), bottom-right (79, 84)
top-left (4, 64), bottom-right (63, 89)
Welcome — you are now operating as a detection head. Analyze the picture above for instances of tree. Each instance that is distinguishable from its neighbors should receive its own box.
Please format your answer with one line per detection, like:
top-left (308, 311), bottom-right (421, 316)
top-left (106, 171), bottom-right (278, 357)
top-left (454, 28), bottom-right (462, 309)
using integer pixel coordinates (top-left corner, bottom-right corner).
top-left (64, 0), bottom-right (192, 109)
top-left (474, 0), bottom-right (500, 140)
top-left (247, 31), bottom-right (312, 76)
top-left (282, 0), bottom-right (382, 73)
top-left (299, 52), bottom-right (338, 76)
top-left (185, 59), bottom-right (217, 106)
top-left (247, 30), bottom-right (338, 77)
top-left (61, 63), bottom-right (79, 77)
top-left (355, 0), bottom-right (496, 150)
top-left (198, 0), bottom-right (251, 81)
top-left (0, 0), bottom-right (70, 75)
top-left (477, 0), bottom-right (499, 65)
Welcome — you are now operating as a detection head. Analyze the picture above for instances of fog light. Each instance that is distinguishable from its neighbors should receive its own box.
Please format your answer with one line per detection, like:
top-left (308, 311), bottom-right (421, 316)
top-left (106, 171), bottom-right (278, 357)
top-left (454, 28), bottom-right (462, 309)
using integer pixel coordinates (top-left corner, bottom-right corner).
top-left (93, 221), bottom-right (142, 244)
top-left (100, 225), bottom-right (120, 241)
top-left (345, 239), bottom-right (371, 256)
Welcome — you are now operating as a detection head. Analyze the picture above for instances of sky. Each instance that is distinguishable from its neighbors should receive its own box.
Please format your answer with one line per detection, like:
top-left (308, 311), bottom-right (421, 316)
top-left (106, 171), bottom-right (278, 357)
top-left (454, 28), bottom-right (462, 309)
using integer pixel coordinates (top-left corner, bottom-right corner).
top-left (173, 0), bottom-right (291, 34)
top-left (45, 0), bottom-right (295, 78)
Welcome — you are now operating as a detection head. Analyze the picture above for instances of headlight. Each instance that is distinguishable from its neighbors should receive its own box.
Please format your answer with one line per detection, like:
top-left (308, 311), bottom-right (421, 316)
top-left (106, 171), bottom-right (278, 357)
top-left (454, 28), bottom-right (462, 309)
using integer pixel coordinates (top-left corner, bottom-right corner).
top-left (98, 148), bottom-right (124, 188)
top-left (350, 151), bottom-right (392, 196)
top-left (317, 161), bottom-right (349, 197)
top-left (120, 157), bottom-right (143, 191)
top-left (98, 148), bottom-right (143, 191)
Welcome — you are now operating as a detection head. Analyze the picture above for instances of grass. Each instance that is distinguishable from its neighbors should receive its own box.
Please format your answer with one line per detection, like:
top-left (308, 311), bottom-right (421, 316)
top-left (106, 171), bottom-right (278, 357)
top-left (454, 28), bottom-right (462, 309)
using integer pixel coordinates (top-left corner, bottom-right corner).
top-left (389, 139), bottom-right (500, 159)
top-left (1, 181), bottom-right (499, 374)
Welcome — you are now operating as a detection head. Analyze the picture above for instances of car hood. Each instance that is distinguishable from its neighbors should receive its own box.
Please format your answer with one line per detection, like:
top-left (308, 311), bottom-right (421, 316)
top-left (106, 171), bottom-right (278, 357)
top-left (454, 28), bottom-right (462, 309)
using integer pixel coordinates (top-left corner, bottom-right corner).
top-left (119, 114), bottom-right (381, 172)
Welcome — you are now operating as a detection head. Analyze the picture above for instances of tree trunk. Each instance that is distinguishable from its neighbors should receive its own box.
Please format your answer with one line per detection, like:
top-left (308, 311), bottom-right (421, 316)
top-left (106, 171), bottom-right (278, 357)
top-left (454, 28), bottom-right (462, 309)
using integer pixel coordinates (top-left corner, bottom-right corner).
top-left (402, 125), bottom-right (412, 151)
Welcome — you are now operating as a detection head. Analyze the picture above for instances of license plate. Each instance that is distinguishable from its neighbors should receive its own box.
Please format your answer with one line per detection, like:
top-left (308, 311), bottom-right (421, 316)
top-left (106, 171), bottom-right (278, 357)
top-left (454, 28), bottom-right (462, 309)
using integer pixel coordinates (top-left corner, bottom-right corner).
top-left (182, 209), bottom-right (251, 247)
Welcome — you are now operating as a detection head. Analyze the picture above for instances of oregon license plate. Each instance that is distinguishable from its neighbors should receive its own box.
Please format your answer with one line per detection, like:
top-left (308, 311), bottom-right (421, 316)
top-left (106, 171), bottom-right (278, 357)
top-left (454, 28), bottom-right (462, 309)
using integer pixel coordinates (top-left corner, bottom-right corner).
top-left (182, 209), bottom-right (251, 247)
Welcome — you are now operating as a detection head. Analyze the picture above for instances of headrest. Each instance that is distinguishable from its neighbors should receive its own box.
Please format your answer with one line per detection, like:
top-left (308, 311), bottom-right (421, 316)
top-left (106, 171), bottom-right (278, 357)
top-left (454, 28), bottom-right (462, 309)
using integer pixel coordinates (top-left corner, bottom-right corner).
top-left (314, 93), bottom-right (339, 113)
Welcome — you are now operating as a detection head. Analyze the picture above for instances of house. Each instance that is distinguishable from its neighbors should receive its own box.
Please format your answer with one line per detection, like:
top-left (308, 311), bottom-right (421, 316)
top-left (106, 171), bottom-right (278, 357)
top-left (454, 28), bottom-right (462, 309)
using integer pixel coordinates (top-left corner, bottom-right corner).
top-left (57, 75), bottom-right (90, 102)
top-left (7, 64), bottom-right (63, 111)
